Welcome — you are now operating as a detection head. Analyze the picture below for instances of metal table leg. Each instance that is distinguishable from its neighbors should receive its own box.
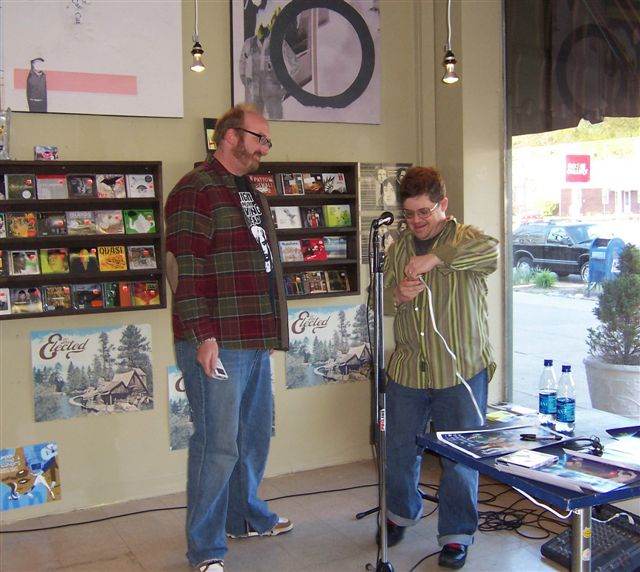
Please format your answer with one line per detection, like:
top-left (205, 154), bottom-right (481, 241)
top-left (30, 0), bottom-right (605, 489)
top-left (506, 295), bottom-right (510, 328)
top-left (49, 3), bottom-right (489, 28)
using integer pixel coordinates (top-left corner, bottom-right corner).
top-left (571, 507), bottom-right (592, 572)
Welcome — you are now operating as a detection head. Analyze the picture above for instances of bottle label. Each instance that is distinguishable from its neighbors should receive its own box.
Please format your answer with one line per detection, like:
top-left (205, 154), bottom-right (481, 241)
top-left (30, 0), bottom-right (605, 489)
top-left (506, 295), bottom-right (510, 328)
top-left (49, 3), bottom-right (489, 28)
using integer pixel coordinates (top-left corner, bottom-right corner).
top-left (539, 392), bottom-right (557, 414)
top-left (556, 398), bottom-right (575, 423)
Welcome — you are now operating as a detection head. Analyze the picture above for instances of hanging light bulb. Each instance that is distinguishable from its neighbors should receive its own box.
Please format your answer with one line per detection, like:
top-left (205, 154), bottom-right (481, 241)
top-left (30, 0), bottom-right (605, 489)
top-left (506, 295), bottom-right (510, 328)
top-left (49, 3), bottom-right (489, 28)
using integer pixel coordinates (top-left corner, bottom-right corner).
top-left (190, 0), bottom-right (205, 73)
top-left (441, 0), bottom-right (459, 85)
top-left (442, 50), bottom-right (459, 84)
top-left (191, 41), bottom-right (205, 73)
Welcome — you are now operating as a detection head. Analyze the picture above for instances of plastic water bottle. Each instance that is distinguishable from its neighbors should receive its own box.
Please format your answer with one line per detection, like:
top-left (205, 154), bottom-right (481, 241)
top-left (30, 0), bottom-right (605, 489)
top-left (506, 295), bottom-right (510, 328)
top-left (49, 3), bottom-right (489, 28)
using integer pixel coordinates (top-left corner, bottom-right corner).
top-left (538, 359), bottom-right (557, 428)
top-left (556, 365), bottom-right (576, 434)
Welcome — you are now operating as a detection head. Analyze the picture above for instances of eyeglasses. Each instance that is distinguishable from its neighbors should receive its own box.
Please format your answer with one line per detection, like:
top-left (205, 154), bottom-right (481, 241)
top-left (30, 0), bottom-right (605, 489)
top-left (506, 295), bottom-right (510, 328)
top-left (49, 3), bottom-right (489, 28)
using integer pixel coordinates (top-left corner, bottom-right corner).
top-left (237, 128), bottom-right (272, 149)
top-left (402, 202), bottom-right (440, 220)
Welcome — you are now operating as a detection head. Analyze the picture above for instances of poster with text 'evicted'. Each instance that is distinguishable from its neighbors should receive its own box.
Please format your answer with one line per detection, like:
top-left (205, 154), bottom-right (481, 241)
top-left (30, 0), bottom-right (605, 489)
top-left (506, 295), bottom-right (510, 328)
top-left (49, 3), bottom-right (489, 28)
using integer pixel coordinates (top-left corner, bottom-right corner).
top-left (31, 325), bottom-right (153, 422)
top-left (286, 303), bottom-right (371, 389)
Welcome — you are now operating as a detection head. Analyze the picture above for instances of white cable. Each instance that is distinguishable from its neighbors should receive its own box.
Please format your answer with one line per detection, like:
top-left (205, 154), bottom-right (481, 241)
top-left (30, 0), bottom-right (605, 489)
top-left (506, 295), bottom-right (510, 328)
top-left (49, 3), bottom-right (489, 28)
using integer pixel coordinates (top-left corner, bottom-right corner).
top-left (446, 0), bottom-right (453, 50)
top-left (513, 487), bottom-right (573, 520)
top-left (193, 0), bottom-right (200, 42)
top-left (423, 282), bottom-right (484, 424)
top-left (593, 512), bottom-right (635, 525)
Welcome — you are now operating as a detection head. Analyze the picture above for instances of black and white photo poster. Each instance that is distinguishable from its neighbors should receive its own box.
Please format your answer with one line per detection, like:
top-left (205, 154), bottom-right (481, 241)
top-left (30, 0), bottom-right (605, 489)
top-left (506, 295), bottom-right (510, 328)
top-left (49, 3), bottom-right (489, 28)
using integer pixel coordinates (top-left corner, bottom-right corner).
top-left (232, 0), bottom-right (380, 124)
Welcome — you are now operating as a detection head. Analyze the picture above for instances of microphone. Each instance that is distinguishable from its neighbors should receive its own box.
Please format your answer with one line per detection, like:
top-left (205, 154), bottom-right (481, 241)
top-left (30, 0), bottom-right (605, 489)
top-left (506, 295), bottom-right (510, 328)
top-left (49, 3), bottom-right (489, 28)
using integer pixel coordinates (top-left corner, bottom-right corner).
top-left (372, 211), bottom-right (394, 228)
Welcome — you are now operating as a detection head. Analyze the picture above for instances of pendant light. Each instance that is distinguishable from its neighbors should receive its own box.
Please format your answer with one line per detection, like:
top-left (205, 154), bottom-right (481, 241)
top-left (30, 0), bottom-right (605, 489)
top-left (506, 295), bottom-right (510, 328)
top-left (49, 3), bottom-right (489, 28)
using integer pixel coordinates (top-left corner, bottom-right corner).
top-left (190, 0), bottom-right (205, 73)
top-left (441, 0), bottom-right (459, 84)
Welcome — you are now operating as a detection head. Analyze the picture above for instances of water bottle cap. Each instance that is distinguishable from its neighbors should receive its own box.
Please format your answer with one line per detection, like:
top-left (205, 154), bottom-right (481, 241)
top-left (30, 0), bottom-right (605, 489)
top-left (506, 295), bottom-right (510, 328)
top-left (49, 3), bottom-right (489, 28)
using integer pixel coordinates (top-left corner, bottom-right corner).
top-left (562, 365), bottom-right (571, 372)
top-left (544, 359), bottom-right (553, 366)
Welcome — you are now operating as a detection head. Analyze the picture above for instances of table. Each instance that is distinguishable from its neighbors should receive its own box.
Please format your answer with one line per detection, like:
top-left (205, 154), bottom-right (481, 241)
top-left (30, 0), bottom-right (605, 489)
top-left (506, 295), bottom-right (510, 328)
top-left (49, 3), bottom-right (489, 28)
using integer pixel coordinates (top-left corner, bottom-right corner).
top-left (416, 407), bottom-right (640, 572)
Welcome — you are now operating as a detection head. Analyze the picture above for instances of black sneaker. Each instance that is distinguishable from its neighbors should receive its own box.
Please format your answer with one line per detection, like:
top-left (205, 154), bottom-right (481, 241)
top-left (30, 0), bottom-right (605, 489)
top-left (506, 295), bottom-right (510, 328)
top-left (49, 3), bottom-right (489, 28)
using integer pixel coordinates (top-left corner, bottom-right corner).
top-left (438, 543), bottom-right (468, 569)
top-left (376, 519), bottom-right (406, 547)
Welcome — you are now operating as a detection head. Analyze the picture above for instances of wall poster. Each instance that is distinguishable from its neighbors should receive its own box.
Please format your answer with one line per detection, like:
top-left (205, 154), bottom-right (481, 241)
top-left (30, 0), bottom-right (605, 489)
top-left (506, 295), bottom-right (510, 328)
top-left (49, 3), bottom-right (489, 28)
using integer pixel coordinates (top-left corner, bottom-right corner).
top-left (359, 162), bottom-right (411, 263)
top-left (168, 358), bottom-right (276, 451)
top-left (0, 1), bottom-right (183, 117)
top-left (231, 0), bottom-right (380, 124)
top-left (31, 324), bottom-right (154, 422)
top-left (286, 303), bottom-right (371, 389)
top-left (1, 442), bottom-right (60, 512)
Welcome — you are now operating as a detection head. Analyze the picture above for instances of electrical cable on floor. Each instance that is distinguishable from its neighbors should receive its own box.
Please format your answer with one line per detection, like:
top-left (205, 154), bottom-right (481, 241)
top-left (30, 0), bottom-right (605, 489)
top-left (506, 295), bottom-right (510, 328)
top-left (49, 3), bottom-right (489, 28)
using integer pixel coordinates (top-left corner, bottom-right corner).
top-left (408, 549), bottom-right (441, 572)
top-left (0, 482), bottom-right (379, 534)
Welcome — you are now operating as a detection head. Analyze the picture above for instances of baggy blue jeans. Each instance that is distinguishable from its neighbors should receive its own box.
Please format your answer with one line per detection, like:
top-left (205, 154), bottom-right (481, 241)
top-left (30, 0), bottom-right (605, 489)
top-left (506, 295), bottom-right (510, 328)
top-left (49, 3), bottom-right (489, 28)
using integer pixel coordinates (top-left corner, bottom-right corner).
top-left (175, 341), bottom-right (278, 567)
top-left (386, 369), bottom-right (488, 547)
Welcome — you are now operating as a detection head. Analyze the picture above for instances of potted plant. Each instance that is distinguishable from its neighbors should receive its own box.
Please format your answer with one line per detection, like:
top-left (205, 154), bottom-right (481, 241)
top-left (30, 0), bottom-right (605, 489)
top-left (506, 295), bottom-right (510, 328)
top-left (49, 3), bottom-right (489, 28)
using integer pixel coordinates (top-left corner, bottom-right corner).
top-left (584, 243), bottom-right (640, 418)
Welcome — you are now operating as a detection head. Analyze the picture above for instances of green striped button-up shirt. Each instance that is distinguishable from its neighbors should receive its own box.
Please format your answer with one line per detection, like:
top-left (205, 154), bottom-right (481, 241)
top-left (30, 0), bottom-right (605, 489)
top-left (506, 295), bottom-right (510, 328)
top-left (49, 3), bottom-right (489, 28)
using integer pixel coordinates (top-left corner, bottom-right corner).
top-left (383, 218), bottom-right (499, 390)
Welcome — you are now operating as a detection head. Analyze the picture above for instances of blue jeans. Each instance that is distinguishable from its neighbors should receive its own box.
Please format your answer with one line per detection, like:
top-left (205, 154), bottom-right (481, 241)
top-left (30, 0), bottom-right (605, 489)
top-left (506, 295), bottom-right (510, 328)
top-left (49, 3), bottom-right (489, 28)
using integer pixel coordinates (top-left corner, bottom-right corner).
top-left (386, 369), bottom-right (488, 547)
top-left (175, 341), bottom-right (277, 567)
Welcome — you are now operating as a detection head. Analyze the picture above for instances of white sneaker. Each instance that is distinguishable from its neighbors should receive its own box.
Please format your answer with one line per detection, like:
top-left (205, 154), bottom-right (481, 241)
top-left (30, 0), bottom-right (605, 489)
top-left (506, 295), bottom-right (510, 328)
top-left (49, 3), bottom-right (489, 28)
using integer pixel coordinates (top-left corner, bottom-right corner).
top-left (227, 516), bottom-right (294, 539)
top-left (199, 560), bottom-right (223, 571)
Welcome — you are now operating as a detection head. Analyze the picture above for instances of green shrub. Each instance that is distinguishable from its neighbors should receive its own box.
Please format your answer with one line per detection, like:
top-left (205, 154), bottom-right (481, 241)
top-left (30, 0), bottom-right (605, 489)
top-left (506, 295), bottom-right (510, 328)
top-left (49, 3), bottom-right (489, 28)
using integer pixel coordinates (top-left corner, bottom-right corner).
top-left (533, 268), bottom-right (557, 288)
top-left (587, 244), bottom-right (640, 365)
top-left (513, 266), bottom-right (533, 285)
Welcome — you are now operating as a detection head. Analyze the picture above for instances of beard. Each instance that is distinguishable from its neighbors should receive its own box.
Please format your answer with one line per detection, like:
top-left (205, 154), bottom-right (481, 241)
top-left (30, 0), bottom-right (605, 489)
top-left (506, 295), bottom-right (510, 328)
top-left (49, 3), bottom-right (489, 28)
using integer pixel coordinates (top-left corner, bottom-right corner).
top-left (232, 138), bottom-right (261, 173)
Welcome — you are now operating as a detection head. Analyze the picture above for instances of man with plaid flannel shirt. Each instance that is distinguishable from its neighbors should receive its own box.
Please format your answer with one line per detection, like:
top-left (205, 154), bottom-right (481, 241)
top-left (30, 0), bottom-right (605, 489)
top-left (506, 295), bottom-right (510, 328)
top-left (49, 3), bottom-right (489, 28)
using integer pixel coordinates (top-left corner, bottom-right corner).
top-left (165, 104), bottom-right (291, 572)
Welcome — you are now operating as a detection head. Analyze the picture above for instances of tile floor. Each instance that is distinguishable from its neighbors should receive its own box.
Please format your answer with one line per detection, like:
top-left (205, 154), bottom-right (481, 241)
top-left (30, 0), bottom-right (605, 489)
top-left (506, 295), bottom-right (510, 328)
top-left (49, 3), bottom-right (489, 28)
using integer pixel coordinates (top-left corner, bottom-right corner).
top-left (0, 457), bottom-right (565, 571)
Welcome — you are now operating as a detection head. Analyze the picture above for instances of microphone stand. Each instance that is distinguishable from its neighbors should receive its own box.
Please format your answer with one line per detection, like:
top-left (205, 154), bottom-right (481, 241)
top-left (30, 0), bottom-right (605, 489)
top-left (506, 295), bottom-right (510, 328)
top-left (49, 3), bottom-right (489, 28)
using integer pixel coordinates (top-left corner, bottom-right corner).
top-left (366, 224), bottom-right (394, 572)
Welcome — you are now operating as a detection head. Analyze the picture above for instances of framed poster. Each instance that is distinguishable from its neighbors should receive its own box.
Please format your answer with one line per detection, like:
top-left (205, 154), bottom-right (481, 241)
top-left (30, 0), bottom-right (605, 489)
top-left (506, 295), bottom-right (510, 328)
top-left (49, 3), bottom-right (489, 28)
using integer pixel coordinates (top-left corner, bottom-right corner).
top-left (231, 0), bottom-right (380, 124)
top-left (31, 324), bottom-right (154, 421)
top-left (359, 163), bottom-right (411, 263)
top-left (1, 442), bottom-right (60, 512)
top-left (168, 366), bottom-right (192, 451)
top-left (203, 118), bottom-right (218, 154)
top-left (286, 303), bottom-right (371, 389)
top-left (1, 1), bottom-right (183, 117)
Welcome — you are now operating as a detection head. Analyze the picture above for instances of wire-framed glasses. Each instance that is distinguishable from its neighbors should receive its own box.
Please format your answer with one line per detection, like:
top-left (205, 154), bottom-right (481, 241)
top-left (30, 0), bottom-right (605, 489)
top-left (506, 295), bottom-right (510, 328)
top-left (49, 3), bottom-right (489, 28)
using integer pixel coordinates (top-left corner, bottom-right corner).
top-left (401, 202), bottom-right (440, 220)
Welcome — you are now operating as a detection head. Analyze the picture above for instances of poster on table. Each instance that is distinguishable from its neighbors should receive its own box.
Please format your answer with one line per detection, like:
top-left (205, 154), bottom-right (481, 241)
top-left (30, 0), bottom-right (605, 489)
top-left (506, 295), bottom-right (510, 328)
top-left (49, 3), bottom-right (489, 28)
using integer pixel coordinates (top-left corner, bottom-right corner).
top-left (31, 324), bottom-right (153, 422)
top-left (359, 163), bottom-right (411, 263)
top-left (168, 358), bottom-right (276, 450)
top-left (286, 303), bottom-right (371, 389)
top-left (231, 0), bottom-right (380, 124)
top-left (0, 442), bottom-right (60, 512)
top-left (0, 1), bottom-right (183, 117)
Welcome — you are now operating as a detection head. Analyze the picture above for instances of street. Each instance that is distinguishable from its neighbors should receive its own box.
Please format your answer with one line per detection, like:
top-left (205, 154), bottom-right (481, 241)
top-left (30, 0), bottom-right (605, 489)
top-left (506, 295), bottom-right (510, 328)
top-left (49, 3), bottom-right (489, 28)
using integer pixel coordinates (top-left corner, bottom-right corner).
top-left (512, 288), bottom-right (599, 411)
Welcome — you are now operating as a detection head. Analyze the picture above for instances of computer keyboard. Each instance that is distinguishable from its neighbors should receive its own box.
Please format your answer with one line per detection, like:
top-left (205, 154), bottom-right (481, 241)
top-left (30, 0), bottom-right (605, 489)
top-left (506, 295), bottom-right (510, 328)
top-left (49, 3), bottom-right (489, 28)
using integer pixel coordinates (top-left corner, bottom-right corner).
top-left (541, 504), bottom-right (640, 571)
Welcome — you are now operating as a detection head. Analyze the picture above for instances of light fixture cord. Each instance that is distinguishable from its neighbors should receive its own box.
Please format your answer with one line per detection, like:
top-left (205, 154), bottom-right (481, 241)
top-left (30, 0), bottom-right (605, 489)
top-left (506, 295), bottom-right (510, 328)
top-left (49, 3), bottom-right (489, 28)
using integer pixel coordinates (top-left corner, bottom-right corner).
top-left (193, 0), bottom-right (200, 43)
top-left (446, 0), bottom-right (452, 51)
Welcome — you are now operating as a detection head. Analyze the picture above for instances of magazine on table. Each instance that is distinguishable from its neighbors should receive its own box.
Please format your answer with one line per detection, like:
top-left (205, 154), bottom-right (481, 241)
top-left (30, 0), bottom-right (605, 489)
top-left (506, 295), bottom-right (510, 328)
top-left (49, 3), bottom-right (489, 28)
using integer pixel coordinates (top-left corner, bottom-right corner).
top-left (575, 437), bottom-right (640, 471)
top-left (436, 424), bottom-right (566, 459)
top-left (496, 449), bottom-right (559, 469)
top-left (496, 449), bottom-right (640, 493)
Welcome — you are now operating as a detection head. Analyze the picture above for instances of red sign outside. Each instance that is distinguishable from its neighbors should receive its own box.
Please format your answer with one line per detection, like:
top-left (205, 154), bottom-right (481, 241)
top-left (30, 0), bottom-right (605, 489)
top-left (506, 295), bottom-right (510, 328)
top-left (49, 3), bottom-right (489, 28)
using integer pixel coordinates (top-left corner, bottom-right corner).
top-left (566, 155), bottom-right (590, 183)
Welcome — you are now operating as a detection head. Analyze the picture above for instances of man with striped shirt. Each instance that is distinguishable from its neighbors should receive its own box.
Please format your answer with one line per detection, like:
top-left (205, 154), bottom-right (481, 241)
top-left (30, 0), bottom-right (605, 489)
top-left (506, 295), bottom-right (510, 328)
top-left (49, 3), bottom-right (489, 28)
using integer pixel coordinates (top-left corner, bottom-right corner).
top-left (165, 104), bottom-right (291, 572)
top-left (381, 166), bottom-right (499, 569)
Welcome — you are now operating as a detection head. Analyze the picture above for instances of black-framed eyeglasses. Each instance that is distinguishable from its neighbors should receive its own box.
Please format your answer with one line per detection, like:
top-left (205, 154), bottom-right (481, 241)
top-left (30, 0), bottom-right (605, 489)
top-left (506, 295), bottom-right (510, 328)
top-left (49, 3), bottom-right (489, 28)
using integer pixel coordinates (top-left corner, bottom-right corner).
top-left (237, 128), bottom-right (273, 149)
top-left (402, 202), bottom-right (440, 220)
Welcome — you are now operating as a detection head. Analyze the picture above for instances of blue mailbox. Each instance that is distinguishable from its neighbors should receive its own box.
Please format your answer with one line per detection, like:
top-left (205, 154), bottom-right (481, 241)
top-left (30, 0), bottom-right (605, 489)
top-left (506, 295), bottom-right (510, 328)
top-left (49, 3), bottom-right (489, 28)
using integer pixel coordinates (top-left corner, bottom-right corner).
top-left (588, 237), bottom-right (626, 284)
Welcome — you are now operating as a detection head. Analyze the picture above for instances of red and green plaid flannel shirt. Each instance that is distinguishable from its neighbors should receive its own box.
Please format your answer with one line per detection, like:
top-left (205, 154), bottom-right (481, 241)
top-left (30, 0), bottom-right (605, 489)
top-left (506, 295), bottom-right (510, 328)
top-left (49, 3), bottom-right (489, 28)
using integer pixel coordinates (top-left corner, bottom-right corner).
top-left (165, 157), bottom-right (288, 349)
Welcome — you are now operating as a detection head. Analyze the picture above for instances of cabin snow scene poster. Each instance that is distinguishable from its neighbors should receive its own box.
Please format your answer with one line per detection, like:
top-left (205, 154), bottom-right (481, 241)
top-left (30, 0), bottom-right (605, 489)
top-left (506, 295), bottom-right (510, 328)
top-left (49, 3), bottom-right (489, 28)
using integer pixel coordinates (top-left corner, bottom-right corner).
top-left (31, 324), bottom-right (153, 422)
top-left (286, 304), bottom-right (371, 389)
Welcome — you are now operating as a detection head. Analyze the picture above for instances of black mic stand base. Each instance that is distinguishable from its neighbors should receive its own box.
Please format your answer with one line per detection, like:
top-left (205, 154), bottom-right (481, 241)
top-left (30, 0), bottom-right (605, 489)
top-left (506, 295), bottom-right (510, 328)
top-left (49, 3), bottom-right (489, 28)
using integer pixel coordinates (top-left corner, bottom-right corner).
top-left (366, 561), bottom-right (395, 572)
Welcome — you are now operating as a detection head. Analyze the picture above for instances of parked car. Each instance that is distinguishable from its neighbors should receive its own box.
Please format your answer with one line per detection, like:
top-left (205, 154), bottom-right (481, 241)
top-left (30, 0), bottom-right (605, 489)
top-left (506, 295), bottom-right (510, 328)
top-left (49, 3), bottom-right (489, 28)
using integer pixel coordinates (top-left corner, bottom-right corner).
top-left (512, 222), bottom-right (600, 281)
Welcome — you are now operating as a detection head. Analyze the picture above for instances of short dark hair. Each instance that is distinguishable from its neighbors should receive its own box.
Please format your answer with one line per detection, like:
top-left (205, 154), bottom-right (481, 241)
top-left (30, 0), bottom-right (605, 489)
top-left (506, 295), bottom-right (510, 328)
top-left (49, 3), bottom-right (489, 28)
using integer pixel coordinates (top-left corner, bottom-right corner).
top-left (399, 167), bottom-right (446, 204)
top-left (214, 103), bottom-right (259, 147)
